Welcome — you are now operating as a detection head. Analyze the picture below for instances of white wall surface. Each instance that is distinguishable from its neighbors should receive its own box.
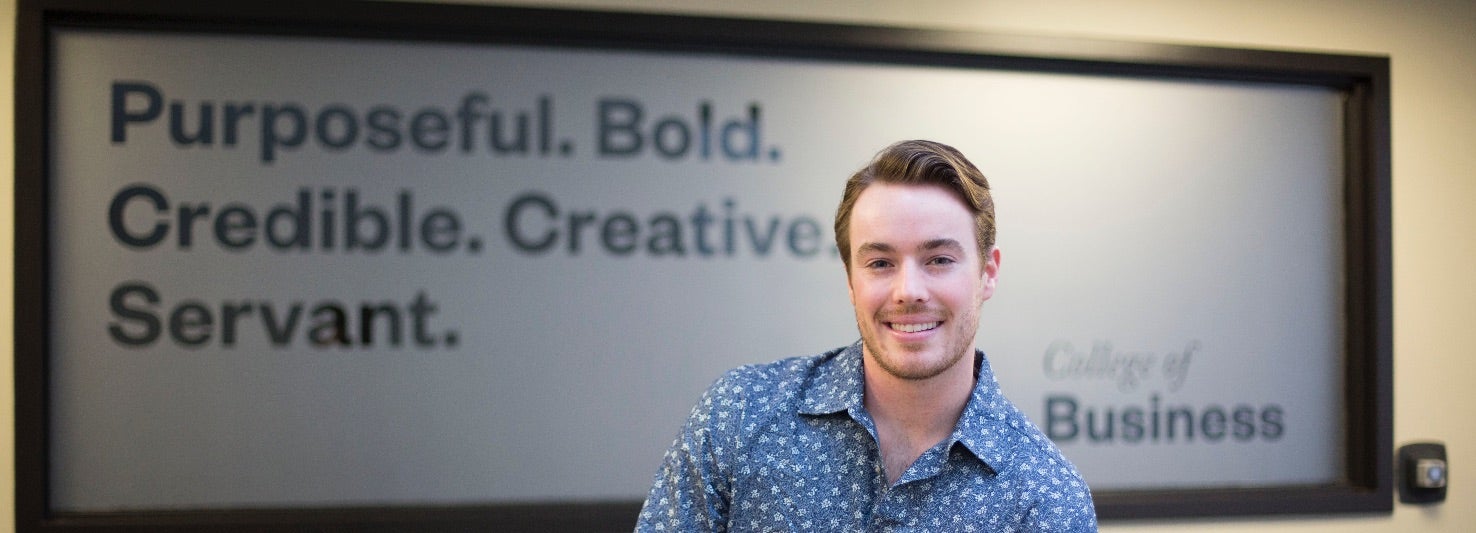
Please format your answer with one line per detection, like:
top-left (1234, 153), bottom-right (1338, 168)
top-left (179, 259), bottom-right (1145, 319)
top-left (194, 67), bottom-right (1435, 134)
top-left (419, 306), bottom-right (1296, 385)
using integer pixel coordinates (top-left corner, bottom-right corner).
top-left (5, 0), bottom-right (1474, 531)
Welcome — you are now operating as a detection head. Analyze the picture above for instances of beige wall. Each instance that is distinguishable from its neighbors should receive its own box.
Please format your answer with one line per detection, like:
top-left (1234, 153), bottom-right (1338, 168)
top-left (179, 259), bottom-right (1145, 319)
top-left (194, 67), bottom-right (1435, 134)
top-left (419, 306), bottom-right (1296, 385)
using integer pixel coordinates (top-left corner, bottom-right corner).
top-left (4, 0), bottom-right (1473, 531)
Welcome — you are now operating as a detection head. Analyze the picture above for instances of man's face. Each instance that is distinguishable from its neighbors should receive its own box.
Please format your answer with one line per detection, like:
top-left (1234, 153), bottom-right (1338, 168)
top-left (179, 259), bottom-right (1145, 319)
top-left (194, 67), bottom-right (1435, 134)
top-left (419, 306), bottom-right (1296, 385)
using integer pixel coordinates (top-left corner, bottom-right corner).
top-left (846, 182), bottom-right (1000, 382)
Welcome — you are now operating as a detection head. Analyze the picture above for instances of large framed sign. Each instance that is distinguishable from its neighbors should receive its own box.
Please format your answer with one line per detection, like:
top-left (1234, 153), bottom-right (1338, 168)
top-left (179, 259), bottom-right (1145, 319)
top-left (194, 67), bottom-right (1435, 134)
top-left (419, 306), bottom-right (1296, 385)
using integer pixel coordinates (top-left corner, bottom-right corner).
top-left (14, 0), bottom-right (1392, 530)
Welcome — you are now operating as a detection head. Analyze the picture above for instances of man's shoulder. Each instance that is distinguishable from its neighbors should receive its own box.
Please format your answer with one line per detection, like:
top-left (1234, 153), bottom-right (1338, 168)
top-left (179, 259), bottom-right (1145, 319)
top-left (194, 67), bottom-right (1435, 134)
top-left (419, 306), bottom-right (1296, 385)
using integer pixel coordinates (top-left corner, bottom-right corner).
top-left (681, 345), bottom-right (853, 437)
top-left (965, 367), bottom-right (1086, 483)
top-left (702, 346), bottom-right (847, 402)
top-left (993, 399), bottom-right (1092, 503)
top-left (966, 381), bottom-right (1096, 526)
top-left (1003, 408), bottom-right (1083, 478)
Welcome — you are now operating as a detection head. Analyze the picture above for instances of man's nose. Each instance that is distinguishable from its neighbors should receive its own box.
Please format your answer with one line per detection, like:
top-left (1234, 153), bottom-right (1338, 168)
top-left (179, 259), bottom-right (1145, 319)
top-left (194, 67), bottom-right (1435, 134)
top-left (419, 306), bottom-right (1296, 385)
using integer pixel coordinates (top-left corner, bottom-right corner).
top-left (893, 261), bottom-right (929, 304)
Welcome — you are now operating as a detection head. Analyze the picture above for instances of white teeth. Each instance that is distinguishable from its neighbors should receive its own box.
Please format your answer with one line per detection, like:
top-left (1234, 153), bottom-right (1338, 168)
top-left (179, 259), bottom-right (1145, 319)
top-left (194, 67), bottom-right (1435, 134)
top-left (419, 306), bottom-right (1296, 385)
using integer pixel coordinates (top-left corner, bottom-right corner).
top-left (891, 322), bottom-right (939, 333)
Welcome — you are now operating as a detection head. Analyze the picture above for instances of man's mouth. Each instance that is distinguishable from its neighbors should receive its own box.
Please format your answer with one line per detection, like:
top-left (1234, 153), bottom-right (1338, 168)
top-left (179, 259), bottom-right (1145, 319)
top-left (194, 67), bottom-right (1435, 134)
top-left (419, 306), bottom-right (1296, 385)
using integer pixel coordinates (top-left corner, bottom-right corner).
top-left (888, 321), bottom-right (940, 333)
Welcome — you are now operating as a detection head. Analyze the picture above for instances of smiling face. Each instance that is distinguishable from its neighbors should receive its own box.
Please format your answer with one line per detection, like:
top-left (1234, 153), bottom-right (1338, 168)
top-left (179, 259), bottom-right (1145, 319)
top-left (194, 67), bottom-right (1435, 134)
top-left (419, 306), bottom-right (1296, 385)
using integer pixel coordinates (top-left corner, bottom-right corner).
top-left (846, 181), bottom-right (1000, 382)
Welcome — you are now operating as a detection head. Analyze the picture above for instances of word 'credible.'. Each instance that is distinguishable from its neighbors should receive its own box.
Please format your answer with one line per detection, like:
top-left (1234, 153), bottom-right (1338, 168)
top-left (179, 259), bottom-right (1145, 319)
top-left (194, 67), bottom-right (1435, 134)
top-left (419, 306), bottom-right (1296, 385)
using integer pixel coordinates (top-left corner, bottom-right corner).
top-left (108, 184), bottom-right (474, 254)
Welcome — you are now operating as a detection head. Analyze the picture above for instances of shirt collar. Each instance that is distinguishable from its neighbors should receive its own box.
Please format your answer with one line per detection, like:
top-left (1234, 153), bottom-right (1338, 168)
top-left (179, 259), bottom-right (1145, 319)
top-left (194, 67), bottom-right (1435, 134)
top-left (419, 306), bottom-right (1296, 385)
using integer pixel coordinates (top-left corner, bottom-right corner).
top-left (796, 342), bottom-right (866, 416)
top-left (951, 353), bottom-right (1015, 471)
top-left (796, 341), bottom-right (1017, 470)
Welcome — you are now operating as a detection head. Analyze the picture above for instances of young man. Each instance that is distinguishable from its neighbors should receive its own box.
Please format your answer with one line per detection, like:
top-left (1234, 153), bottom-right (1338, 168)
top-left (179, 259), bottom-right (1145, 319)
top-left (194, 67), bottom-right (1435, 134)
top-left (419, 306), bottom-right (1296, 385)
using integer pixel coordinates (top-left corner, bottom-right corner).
top-left (637, 140), bottom-right (1097, 532)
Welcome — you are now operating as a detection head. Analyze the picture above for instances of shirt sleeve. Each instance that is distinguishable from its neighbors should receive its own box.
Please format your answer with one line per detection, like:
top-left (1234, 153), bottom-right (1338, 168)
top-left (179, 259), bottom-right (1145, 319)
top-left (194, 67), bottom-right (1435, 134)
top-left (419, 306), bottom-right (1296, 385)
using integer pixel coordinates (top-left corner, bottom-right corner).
top-left (635, 378), bottom-right (737, 532)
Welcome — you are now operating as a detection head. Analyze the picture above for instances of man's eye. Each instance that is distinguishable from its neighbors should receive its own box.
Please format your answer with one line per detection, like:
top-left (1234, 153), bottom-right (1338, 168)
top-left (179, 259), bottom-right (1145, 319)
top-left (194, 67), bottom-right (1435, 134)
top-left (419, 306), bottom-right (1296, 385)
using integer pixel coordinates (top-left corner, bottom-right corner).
top-left (929, 257), bottom-right (956, 266)
top-left (866, 260), bottom-right (893, 269)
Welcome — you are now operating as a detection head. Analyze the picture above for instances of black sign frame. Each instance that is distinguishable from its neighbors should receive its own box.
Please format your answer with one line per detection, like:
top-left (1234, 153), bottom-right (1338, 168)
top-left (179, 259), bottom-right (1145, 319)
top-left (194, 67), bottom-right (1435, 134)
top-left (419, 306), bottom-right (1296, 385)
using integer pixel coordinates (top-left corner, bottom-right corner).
top-left (14, 0), bottom-right (1392, 530)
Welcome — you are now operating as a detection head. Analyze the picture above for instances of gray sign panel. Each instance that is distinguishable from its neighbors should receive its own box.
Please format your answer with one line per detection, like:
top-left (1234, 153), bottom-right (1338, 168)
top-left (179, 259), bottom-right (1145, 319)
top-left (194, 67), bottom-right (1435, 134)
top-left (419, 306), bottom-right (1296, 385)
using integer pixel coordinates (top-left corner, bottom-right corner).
top-left (50, 29), bottom-right (1343, 511)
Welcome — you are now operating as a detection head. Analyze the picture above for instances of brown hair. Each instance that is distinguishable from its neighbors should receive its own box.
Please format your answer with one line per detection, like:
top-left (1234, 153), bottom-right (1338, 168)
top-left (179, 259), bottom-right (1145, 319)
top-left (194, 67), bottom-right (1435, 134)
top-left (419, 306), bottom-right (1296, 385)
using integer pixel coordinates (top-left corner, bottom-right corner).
top-left (834, 139), bottom-right (995, 271)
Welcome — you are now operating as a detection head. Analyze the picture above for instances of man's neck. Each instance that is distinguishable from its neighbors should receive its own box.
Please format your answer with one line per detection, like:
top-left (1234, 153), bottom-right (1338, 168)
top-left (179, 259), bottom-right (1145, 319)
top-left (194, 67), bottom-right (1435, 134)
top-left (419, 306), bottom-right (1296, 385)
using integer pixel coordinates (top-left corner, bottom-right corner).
top-left (861, 349), bottom-right (976, 484)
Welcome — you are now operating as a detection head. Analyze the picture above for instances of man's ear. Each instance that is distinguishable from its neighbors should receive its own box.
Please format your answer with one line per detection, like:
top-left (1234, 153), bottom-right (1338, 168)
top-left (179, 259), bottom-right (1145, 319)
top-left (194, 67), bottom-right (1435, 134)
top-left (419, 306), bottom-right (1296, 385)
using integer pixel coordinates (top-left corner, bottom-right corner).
top-left (980, 246), bottom-right (1002, 302)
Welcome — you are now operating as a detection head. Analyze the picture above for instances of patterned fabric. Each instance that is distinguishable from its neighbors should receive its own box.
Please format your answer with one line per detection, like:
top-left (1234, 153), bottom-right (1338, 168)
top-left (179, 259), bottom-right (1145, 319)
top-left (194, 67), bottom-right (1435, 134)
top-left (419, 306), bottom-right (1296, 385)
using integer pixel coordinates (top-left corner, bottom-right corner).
top-left (637, 342), bottom-right (1097, 532)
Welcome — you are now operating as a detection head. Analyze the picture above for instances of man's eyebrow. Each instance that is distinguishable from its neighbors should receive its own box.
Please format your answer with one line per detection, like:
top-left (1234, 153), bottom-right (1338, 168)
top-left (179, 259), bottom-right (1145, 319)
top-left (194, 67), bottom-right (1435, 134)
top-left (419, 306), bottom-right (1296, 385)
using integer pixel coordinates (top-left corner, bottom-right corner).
top-left (856, 242), bottom-right (895, 255)
top-left (921, 238), bottom-right (965, 253)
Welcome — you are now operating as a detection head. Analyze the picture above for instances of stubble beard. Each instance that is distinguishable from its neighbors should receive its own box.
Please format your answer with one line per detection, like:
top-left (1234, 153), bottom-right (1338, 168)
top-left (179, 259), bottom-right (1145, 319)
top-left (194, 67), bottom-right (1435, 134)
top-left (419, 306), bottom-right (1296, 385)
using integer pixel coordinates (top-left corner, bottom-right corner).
top-left (859, 302), bottom-right (980, 381)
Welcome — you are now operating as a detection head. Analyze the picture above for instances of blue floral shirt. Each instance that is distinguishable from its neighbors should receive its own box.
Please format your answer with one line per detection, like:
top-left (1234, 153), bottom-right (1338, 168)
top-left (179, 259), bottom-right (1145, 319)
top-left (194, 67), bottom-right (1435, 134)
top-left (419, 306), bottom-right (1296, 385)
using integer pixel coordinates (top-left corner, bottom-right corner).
top-left (637, 342), bottom-right (1096, 532)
